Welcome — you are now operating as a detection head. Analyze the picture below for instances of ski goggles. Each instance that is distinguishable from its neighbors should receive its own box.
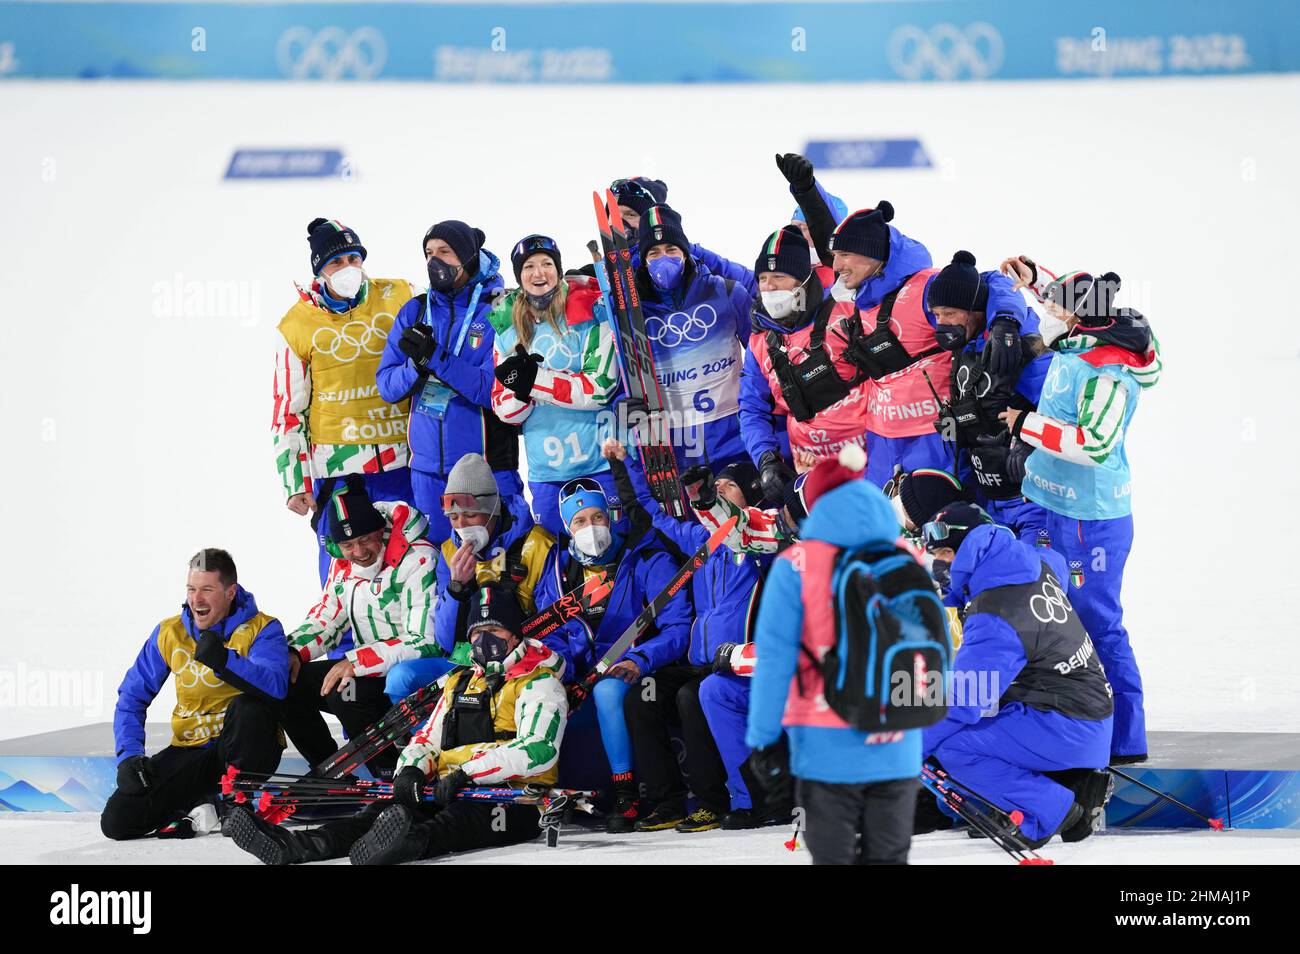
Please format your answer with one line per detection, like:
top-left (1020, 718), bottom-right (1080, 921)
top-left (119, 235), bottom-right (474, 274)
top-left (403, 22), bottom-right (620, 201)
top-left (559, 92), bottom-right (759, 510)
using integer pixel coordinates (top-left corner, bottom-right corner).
top-left (609, 178), bottom-right (656, 204)
top-left (513, 234), bottom-right (560, 262)
top-left (920, 519), bottom-right (971, 549)
top-left (441, 492), bottom-right (496, 515)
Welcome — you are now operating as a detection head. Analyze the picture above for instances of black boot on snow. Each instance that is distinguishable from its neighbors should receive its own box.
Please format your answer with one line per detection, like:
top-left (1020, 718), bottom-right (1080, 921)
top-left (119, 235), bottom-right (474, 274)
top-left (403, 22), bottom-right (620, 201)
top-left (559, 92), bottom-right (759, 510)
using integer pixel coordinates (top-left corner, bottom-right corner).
top-left (605, 773), bottom-right (641, 834)
top-left (349, 805), bottom-right (428, 866)
top-left (1061, 770), bottom-right (1115, 843)
top-left (228, 806), bottom-right (313, 865)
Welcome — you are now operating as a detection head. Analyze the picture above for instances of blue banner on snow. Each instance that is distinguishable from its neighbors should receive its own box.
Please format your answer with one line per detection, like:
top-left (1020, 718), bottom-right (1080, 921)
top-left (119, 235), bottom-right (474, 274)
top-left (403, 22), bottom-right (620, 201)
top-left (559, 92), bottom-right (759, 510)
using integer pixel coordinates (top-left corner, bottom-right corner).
top-left (224, 148), bottom-right (348, 180)
top-left (0, 1), bottom-right (1297, 83)
top-left (804, 139), bottom-right (931, 170)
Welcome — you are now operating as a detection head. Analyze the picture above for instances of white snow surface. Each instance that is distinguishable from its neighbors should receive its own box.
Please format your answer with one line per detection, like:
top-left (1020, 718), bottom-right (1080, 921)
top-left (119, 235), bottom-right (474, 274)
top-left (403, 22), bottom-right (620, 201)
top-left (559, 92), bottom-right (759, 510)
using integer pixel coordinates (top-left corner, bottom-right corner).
top-left (1, 75), bottom-right (1298, 747)
top-left (2, 811), bottom-right (1297, 865)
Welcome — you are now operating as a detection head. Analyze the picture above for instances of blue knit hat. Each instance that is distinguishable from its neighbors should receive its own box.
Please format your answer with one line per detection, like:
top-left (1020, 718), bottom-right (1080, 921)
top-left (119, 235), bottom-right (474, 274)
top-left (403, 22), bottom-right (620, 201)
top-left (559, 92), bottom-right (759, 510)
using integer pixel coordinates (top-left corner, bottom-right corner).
top-left (611, 177), bottom-right (668, 216)
top-left (308, 218), bottom-right (366, 275)
top-left (792, 190), bottom-right (848, 227)
top-left (559, 478), bottom-right (609, 531)
top-left (637, 205), bottom-right (689, 253)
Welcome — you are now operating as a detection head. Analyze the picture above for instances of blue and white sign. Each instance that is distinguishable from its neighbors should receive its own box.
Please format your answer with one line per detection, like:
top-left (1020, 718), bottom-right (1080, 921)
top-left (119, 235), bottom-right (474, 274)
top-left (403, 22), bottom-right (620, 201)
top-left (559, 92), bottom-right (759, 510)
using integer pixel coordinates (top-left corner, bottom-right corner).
top-left (224, 148), bottom-right (348, 180)
top-left (804, 139), bottom-right (932, 170)
top-left (0, 1), bottom-right (1296, 84)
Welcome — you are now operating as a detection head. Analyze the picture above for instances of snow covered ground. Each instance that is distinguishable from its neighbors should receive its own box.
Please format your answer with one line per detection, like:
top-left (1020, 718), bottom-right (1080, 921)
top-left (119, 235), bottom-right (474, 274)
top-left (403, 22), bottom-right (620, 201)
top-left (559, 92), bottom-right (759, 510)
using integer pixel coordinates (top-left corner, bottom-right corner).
top-left (4, 811), bottom-right (1297, 865)
top-left (1, 75), bottom-right (1298, 864)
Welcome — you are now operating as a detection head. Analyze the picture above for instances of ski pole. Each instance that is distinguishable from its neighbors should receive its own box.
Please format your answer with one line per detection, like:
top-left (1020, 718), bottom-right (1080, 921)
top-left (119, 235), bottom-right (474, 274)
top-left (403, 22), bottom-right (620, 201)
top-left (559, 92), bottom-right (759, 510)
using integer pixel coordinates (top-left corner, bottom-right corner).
top-left (1107, 767), bottom-right (1225, 830)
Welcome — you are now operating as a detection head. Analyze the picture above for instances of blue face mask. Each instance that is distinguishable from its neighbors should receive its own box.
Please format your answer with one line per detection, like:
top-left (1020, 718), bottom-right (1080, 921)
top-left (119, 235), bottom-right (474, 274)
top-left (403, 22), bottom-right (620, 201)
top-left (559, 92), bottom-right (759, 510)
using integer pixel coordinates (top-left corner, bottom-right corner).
top-left (647, 255), bottom-right (685, 291)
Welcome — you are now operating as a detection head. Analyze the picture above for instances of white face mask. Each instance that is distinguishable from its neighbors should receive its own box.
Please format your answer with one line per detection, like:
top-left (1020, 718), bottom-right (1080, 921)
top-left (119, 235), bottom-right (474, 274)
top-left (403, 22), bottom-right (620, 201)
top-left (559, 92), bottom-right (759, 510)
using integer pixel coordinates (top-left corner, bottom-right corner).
top-left (327, 265), bottom-right (365, 299)
top-left (455, 524), bottom-right (491, 555)
top-left (574, 524), bottom-right (612, 559)
top-left (761, 289), bottom-right (798, 320)
top-left (349, 558), bottom-right (382, 581)
top-left (1037, 311), bottom-right (1070, 347)
top-left (830, 277), bottom-right (857, 303)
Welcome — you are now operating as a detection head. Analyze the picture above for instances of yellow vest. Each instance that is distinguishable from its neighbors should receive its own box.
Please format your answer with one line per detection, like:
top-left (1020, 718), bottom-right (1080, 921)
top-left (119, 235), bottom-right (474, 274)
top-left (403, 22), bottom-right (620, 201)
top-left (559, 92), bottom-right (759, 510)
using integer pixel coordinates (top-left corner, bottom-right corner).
top-left (155, 612), bottom-right (282, 749)
top-left (277, 278), bottom-right (413, 446)
top-left (436, 666), bottom-right (560, 786)
top-left (440, 524), bottom-right (556, 617)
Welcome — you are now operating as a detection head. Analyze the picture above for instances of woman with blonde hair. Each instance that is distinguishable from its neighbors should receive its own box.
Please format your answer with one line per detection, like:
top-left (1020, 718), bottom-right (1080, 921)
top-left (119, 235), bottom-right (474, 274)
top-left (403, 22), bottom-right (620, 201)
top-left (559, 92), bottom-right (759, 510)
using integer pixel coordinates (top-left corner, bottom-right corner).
top-left (490, 234), bottom-right (623, 536)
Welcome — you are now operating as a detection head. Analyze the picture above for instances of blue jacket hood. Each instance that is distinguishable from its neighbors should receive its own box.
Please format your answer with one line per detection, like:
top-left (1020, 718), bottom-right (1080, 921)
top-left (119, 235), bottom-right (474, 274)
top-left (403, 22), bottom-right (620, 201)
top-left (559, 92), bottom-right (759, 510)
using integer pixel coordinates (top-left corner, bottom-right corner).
top-left (854, 225), bottom-right (932, 312)
top-left (948, 525), bottom-right (1066, 605)
top-left (181, 585), bottom-right (260, 638)
top-left (800, 478), bottom-right (900, 550)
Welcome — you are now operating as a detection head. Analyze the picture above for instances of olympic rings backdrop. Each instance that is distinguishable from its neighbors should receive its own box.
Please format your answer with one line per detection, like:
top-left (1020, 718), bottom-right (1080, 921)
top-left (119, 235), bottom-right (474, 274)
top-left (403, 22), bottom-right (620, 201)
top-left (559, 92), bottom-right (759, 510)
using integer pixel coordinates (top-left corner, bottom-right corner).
top-left (1, 0), bottom-right (1296, 83)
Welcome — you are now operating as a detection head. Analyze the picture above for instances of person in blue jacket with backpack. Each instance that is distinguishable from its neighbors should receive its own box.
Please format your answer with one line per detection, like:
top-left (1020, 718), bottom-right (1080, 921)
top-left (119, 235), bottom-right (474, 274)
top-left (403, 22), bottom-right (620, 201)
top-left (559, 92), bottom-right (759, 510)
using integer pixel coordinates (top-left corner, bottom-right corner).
top-left (601, 438), bottom-right (770, 832)
top-left (531, 476), bottom-right (693, 833)
top-left (633, 205), bottom-right (755, 472)
top-left (920, 503), bottom-right (1116, 848)
top-left (376, 220), bottom-right (526, 545)
top-left (746, 445), bottom-right (935, 864)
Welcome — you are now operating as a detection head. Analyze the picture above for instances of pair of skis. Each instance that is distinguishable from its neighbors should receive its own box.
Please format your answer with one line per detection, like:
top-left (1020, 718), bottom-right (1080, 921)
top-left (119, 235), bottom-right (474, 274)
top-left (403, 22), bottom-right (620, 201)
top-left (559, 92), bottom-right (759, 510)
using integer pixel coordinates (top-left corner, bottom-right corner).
top-left (567, 515), bottom-right (738, 710)
top-left (590, 189), bottom-right (686, 518)
top-left (307, 570), bottom-right (615, 787)
top-left (223, 768), bottom-right (594, 847)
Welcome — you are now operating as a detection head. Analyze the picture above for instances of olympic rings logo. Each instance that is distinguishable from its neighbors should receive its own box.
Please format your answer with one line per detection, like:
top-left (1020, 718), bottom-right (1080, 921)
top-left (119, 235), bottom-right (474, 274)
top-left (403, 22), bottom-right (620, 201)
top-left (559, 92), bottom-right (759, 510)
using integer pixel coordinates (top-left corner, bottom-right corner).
top-left (276, 26), bottom-right (388, 81)
top-left (887, 22), bottom-right (1005, 82)
top-left (530, 329), bottom-right (583, 367)
top-left (171, 646), bottom-right (224, 690)
top-left (1029, 575), bottom-right (1073, 625)
top-left (311, 312), bottom-right (394, 362)
top-left (645, 304), bottom-right (718, 348)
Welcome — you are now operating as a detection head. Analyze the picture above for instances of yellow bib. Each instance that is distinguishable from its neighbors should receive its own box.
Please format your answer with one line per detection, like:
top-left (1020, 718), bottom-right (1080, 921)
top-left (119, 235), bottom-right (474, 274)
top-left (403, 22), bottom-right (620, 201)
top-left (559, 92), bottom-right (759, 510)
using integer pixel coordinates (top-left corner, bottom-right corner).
top-left (155, 612), bottom-right (280, 748)
top-left (278, 278), bottom-right (413, 445)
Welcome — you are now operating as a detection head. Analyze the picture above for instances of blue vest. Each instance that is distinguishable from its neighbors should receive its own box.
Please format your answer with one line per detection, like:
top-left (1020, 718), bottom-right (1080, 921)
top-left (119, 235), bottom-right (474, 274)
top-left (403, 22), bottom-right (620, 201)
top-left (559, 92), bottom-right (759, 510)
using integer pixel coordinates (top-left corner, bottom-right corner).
top-left (1022, 350), bottom-right (1140, 521)
top-left (496, 314), bottom-right (611, 484)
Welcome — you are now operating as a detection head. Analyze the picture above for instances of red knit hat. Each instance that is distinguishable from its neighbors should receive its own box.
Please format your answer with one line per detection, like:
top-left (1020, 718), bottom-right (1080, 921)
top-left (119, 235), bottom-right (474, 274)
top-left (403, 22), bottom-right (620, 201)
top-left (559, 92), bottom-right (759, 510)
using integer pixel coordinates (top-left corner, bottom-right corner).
top-left (802, 444), bottom-right (868, 510)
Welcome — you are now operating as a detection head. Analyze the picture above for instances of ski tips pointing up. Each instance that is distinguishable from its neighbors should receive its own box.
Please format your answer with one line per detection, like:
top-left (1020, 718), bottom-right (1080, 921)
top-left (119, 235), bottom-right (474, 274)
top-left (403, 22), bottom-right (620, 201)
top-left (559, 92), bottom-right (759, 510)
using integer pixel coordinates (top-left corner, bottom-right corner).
top-left (706, 516), bottom-right (739, 553)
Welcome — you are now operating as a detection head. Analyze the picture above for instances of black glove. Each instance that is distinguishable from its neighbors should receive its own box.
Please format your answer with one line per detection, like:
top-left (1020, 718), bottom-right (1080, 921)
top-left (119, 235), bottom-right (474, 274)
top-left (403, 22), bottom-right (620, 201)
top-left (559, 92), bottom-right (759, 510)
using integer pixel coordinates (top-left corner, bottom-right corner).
top-left (391, 766), bottom-right (426, 808)
top-left (984, 318), bottom-right (1023, 378)
top-left (1006, 438), bottom-right (1033, 482)
top-left (398, 324), bottom-right (438, 371)
top-left (774, 153), bottom-right (815, 194)
top-left (757, 450), bottom-right (795, 505)
top-left (192, 630), bottom-right (228, 672)
top-left (742, 739), bottom-right (793, 809)
top-left (494, 343), bottom-right (543, 402)
top-left (116, 755), bottom-right (154, 796)
top-left (430, 768), bottom-right (470, 808)
top-left (680, 465), bottom-right (717, 509)
top-left (713, 642), bottom-right (738, 675)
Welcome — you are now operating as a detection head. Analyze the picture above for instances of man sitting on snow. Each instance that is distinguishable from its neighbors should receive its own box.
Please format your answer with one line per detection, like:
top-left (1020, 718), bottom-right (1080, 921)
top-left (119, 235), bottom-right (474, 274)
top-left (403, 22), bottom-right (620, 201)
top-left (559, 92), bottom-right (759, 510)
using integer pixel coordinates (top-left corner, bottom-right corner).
top-left (103, 549), bottom-right (287, 840)
top-left (227, 582), bottom-right (569, 865)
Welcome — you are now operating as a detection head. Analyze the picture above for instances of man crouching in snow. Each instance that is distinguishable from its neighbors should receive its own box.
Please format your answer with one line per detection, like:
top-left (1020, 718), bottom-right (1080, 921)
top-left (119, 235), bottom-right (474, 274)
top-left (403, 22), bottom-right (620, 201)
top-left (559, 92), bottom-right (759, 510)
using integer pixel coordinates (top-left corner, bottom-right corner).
top-left (103, 549), bottom-right (288, 840)
top-left (228, 582), bottom-right (569, 865)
